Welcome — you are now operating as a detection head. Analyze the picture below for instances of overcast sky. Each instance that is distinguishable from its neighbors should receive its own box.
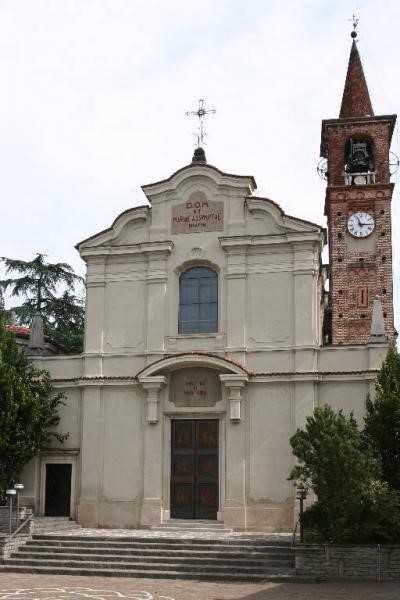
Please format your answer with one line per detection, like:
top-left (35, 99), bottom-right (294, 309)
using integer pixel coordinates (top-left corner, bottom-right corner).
top-left (1, 0), bottom-right (399, 331)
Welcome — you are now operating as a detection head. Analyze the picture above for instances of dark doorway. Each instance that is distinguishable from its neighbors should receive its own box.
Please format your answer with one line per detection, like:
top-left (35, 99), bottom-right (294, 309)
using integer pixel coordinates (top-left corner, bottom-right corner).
top-left (171, 419), bottom-right (219, 519)
top-left (44, 463), bottom-right (72, 517)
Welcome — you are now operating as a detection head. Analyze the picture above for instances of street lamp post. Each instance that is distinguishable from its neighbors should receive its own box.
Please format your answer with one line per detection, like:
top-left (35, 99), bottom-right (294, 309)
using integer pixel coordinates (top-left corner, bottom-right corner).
top-left (6, 489), bottom-right (17, 536)
top-left (296, 485), bottom-right (308, 543)
top-left (14, 483), bottom-right (24, 526)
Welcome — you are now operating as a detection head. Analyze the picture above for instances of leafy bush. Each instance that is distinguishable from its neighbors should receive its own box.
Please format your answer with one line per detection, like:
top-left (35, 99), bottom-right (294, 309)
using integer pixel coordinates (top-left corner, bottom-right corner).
top-left (0, 312), bottom-right (67, 501)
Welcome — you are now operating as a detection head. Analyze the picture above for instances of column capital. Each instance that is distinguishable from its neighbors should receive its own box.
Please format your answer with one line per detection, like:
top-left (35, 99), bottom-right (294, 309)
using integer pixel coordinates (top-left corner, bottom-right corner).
top-left (138, 375), bottom-right (167, 423)
top-left (219, 374), bottom-right (249, 387)
top-left (219, 374), bottom-right (248, 422)
top-left (138, 375), bottom-right (167, 389)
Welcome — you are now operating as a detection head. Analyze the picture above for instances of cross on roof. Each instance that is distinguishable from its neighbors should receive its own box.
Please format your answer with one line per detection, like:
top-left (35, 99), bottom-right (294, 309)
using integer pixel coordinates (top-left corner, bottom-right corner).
top-left (186, 99), bottom-right (216, 148)
top-left (349, 13), bottom-right (359, 38)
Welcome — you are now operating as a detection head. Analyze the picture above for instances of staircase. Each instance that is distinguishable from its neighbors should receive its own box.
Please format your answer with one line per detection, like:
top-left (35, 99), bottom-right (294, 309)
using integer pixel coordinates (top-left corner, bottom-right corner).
top-left (0, 528), bottom-right (311, 582)
top-left (32, 517), bottom-right (82, 535)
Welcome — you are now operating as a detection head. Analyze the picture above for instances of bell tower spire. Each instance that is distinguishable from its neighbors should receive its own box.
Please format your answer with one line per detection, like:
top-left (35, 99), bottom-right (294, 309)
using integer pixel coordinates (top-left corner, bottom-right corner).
top-left (320, 24), bottom-right (397, 345)
top-left (340, 39), bottom-right (373, 118)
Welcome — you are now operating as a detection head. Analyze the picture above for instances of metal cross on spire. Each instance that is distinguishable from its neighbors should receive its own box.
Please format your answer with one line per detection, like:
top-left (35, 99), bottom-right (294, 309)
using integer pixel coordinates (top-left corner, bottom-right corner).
top-left (349, 13), bottom-right (359, 38)
top-left (186, 99), bottom-right (216, 148)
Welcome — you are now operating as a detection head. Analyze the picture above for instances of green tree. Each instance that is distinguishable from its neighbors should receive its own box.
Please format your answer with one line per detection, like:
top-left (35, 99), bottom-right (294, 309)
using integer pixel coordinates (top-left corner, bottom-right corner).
top-left (0, 312), bottom-right (67, 502)
top-left (364, 345), bottom-right (400, 491)
top-left (0, 253), bottom-right (84, 354)
top-left (289, 405), bottom-right (381, 543)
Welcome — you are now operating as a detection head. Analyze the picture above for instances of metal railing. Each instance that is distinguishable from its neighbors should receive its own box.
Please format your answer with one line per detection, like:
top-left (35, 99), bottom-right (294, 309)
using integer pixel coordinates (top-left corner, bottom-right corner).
top-left (4, 512), bottom-right (33, 544)
top-left (291, 517), bottom-right (300, 548)
top-left (343, 171), bottom-right (376, 185)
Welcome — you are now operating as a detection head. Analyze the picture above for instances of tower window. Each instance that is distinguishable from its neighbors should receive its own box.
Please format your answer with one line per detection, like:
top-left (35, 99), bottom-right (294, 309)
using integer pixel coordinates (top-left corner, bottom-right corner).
top-left (345, 138), bottom-right (373, 174)
top-left (178, 267), bottom-right (218, 334)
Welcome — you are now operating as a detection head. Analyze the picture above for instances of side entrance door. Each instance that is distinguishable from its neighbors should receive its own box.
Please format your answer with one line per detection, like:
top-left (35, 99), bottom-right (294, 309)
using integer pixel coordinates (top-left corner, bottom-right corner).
top-left (171, 419), bottom-right (219, 519)
top-left (44, 463), bottom-right (72, 517)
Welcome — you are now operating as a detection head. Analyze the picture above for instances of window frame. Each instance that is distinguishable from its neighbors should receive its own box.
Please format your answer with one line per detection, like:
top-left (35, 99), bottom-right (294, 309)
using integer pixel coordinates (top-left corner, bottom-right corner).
top-left (178, 266), bottom-right (218, 335)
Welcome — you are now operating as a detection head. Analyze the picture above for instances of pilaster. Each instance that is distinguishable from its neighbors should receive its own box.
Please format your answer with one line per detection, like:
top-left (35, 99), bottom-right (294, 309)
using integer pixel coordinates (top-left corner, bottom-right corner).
top-left (220, 374), bottom-right (248, 528)
top-left (138, 375), bottom-right (167, 526)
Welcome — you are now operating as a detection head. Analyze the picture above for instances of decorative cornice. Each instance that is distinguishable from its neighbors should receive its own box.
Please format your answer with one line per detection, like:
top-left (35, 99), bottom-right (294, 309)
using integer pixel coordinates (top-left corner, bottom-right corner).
top-left (49, 368), bottom-right (380, 386)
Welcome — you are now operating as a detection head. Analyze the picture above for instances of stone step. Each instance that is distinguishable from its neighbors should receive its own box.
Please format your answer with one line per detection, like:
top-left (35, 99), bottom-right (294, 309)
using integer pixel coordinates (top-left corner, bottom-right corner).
top-left (0, 563), bottom-right (315, 583)
top-left (5, 557), bottom-right (292, 573)
top-left (17, 545), bottom-right (293, 560)
top-left (33, 517), bottom-right (71, 522)
top-left (27, 541), bottom-right (293, 557)
top-left (154, 526), bottom-right (233, 532)
top-left (11, 551), bottom-right (293, 568)
top-left (3, 527), bottom-right (297, 582)
top-left (32, 518), bottom-right (81, 533)
top-left (31, 534), bottom-right (292, 548)
top-left (154, 520), bottom-right (232, 532)
top-left (33, 526), bottom-right (82, 533)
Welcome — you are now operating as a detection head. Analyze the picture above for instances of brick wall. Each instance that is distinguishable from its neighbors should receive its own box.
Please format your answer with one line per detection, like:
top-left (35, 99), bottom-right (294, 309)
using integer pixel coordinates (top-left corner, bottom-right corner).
top-left (326, 184), bottom-right (395, 344)
top-left (320, 113), bottom-right (396, 346)
top-left (296, 544), bottom-right (400, 581)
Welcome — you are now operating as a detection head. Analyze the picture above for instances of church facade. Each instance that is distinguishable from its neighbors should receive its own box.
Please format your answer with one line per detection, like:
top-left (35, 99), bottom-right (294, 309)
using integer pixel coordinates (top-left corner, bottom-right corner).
top-left (20, 37), bottom-right (396, 532)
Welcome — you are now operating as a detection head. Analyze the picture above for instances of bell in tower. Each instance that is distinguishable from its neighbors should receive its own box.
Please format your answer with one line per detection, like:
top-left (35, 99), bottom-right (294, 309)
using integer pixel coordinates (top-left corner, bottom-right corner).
top-left (345, 138), bottom-right (373, 174)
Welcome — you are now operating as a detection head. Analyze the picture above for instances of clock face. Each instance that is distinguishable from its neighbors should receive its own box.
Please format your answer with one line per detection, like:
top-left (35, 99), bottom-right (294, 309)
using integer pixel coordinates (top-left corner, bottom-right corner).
top-left (347, 212), bottom-right (375, 238)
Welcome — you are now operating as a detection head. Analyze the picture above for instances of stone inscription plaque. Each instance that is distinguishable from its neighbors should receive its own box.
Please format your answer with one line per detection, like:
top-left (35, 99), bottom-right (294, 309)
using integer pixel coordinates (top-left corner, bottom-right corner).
top-left (170, 368), bottom-right (221, 407)
top-left (171, 199), bottom-right (224, 234)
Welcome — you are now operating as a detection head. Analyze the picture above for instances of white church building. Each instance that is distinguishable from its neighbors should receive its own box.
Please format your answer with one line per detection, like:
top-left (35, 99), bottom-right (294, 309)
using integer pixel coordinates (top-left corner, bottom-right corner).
top-left (20, 36), bottom-right (396, 532)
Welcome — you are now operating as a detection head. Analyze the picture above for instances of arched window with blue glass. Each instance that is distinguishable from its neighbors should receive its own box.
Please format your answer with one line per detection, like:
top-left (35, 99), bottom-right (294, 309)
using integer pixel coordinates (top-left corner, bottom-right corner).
top-left (178, 267), bottom-right (218, 334)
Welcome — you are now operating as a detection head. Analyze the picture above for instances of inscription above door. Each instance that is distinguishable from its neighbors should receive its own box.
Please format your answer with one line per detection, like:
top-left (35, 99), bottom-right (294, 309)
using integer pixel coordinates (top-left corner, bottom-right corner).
top-left (170, 368), bottom-right (221, 407)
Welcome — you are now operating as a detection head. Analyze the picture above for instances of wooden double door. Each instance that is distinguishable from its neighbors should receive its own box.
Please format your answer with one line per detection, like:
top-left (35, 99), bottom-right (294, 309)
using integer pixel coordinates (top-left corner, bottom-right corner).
top-left (171, 419), bottom-right (219, 519)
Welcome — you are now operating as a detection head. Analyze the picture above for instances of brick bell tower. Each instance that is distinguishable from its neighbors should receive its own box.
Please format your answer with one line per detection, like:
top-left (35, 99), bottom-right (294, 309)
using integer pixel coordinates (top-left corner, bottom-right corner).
top-left (321, 30), bottom-right (397, 344)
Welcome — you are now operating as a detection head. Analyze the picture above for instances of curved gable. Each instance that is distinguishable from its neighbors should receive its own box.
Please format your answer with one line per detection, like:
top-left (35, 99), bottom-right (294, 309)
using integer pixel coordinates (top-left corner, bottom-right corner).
top-left (136, 352), bottom-right (251, 378)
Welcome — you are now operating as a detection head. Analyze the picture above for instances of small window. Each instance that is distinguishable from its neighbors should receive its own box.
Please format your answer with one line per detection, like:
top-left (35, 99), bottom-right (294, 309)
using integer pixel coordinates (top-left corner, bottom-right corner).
top-left (178, 267), bottom-right (218, 334)
top-left (345, 138), bottom-right (374, 174)
top-left (357, 286), bottom-right (368, 308)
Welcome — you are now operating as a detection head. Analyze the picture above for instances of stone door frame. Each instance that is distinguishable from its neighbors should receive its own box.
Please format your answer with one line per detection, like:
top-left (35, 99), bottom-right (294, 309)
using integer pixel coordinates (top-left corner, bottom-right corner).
top-left (38, 450), bottom-right (79, 519)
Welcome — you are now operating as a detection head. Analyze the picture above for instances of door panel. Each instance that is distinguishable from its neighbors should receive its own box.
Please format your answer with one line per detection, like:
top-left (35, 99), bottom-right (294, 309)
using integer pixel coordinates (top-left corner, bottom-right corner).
top-left (171, 419), bottom-right (218, 519)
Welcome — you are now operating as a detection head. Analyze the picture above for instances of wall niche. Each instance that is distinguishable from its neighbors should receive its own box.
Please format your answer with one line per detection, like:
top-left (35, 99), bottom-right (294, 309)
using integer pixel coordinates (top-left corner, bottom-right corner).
top-left (169, 367), bottom-right (221, 407)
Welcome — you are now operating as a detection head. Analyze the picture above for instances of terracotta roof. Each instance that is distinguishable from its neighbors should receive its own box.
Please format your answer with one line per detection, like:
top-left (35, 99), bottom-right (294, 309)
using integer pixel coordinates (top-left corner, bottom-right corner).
top-left (5, 324), bottom-right (64, 349)
top-left (5, 324), bottom-right (31, 338)
top-left (142, 163), bottom-right (257, 191)
top-left (75, 204), bottom-right (149, 249)
top-left (49, 368), bottom-right (380, 385)
top-left (340, 40), bottom-right (373, 118)
top-left (245, 196), bottom-right (325, 231)
top-left (136, 351), bottom-right (252, 377)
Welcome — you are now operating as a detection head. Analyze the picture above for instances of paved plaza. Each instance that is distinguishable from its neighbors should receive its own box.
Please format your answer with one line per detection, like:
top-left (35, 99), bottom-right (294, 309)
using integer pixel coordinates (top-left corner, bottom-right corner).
top-left (0, 574), bottom-right (399, 600)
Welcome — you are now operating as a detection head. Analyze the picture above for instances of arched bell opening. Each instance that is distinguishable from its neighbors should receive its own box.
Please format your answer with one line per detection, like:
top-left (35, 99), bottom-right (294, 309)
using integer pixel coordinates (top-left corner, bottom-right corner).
top-left (344, 137), bottom-right (375, 185)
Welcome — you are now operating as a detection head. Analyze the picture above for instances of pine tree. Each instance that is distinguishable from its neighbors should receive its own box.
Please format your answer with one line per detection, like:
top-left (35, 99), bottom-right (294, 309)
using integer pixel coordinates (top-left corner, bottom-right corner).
top-left (0, 254), bottom-right (84, 353)
top-left (289, 406), bottom-right (379, 542)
